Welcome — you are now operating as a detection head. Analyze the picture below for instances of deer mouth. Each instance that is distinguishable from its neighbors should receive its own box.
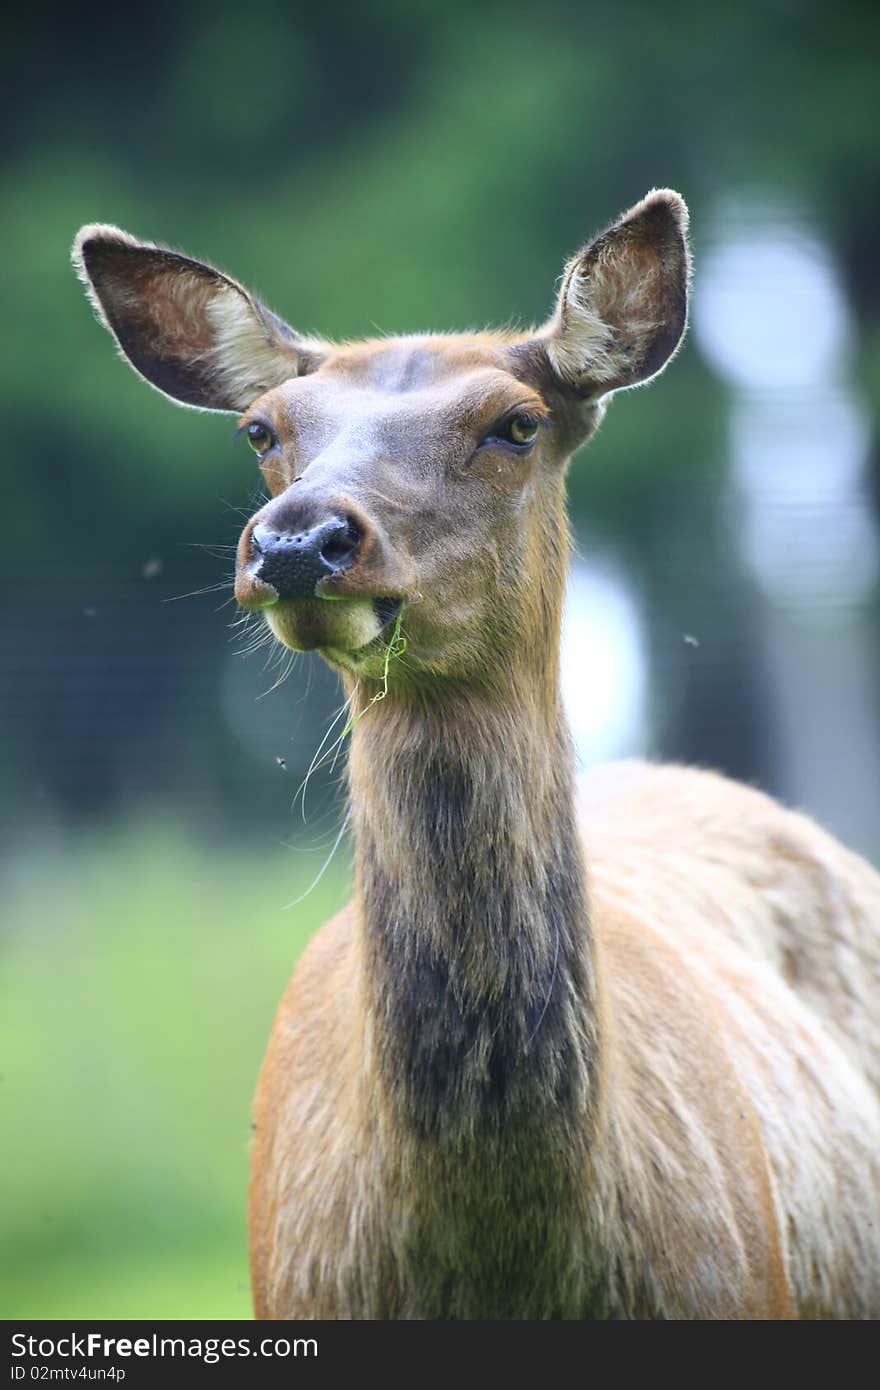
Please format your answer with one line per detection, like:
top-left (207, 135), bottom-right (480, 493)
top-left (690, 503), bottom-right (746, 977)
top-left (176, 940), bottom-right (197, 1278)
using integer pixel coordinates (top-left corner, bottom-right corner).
top-left (263, 594), bottom-right (403, 656)
top-left (373, 596), bottom-right (403, 631)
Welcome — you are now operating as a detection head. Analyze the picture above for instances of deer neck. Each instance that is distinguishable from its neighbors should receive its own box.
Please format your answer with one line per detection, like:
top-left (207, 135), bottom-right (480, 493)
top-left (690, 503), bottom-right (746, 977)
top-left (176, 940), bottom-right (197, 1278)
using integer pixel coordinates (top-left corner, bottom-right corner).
top-left (347, 664), bottom-right (600, 1145)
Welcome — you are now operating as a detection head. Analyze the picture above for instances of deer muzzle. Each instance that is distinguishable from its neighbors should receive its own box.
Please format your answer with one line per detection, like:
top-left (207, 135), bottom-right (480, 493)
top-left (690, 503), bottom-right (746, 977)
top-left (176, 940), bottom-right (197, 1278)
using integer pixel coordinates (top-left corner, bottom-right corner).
top-left (234, 494), bottom-right (417, 656)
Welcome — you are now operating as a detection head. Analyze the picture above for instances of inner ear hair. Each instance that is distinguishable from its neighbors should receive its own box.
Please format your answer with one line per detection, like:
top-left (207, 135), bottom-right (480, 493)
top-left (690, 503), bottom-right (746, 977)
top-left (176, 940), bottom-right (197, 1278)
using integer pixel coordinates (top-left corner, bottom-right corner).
top-left (72, 225), bottom-right (322, 412)
top-left (540, 189), bottom-right (690, 397)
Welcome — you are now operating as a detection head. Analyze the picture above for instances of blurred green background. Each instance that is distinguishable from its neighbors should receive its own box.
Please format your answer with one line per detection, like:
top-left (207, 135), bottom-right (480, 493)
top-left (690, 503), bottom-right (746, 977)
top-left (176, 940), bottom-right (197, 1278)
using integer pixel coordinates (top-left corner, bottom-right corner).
top-left (2, 0), bottom-right (879, 1319)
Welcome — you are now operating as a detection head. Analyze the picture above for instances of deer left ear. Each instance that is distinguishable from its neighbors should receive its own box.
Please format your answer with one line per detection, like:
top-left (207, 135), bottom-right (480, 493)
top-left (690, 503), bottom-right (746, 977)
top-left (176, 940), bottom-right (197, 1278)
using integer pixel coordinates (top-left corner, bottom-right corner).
top-left (72, 225), bottom-right (324, 413)
top-left (539, 189), bottom-right (690, 397)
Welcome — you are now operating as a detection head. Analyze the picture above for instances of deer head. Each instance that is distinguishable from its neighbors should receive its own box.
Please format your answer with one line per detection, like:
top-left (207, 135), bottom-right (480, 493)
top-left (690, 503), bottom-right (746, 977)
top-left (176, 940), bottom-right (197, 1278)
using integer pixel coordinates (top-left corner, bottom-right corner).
top-left (74, 191), bottom-right (689, 692)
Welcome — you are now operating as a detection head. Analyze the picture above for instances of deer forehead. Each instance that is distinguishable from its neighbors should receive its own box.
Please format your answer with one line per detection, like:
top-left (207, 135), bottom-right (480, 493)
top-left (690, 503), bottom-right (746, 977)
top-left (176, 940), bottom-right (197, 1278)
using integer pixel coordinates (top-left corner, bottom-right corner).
top-left (249, 337), bottom-right (547, 446)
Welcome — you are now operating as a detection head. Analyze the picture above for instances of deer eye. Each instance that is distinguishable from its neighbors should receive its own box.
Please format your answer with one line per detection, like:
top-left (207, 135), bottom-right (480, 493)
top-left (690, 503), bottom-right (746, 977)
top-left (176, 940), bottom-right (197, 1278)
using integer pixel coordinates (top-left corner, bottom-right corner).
top-left (485, 413), bottom-right (541, 449)
top-left (507, 415), bottom-right (540, 446)
top-left (246, 422), bottom-right (276, 454)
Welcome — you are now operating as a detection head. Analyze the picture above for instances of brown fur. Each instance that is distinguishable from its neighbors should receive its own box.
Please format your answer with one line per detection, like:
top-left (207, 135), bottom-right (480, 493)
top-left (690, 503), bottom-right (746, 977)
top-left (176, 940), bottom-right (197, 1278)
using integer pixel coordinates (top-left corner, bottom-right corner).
top-left (73, 191), bottom-right (880, 1319)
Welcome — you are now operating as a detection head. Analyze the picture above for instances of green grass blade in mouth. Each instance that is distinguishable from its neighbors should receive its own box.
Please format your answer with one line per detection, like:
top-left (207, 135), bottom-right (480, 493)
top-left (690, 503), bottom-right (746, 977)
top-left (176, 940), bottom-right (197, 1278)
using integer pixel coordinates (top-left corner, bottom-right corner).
top-left (340, 606), bottom-right (407, 739)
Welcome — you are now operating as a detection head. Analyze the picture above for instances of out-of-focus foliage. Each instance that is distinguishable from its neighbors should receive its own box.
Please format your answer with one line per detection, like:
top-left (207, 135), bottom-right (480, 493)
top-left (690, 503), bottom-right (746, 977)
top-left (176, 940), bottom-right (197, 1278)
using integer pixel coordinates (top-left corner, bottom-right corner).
top-left (0, 823), bottom-right (348, 1318)
top-left (1, 0), bottom-right (878, 1321)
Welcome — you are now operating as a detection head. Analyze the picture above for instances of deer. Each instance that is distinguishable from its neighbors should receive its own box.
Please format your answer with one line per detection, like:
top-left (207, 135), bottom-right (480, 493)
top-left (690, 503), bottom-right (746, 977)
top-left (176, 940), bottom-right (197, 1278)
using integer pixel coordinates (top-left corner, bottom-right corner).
top-left (73, 190), bottom-right (880, 1319)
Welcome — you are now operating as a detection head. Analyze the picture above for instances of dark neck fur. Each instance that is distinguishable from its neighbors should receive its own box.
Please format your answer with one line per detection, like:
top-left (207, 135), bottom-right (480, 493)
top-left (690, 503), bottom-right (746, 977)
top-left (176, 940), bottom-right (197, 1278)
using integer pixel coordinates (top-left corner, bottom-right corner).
top-left (348, 684), bottom-right (599, 1146)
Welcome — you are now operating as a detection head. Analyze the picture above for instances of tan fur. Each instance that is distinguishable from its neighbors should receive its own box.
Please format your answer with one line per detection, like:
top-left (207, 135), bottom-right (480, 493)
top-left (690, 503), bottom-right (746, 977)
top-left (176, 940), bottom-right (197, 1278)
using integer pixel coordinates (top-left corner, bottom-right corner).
top-left (73, 192), bottom-right (880, 1319)
top-left (580, 762), bottom-right (880, 1318)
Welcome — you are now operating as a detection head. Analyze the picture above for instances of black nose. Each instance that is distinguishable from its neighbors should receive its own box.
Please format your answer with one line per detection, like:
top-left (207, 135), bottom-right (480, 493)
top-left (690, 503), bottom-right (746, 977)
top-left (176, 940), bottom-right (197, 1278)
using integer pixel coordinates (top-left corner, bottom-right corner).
top-left (250, 516), bottom-right (361, 599)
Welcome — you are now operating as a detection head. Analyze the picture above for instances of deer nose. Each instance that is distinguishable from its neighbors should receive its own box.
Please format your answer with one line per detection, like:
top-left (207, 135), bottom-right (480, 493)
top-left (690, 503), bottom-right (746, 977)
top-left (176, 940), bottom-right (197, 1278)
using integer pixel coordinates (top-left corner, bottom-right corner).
top-left (250, 516), bottom-right (362, 599)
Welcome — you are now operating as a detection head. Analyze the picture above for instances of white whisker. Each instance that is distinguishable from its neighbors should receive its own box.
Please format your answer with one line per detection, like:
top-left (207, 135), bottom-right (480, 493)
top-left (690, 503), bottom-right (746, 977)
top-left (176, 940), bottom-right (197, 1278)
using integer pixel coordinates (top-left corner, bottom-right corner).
top-left (283, 809), bottom-right (352, 910)
top-left (296, 684), bottom-right (359, 822)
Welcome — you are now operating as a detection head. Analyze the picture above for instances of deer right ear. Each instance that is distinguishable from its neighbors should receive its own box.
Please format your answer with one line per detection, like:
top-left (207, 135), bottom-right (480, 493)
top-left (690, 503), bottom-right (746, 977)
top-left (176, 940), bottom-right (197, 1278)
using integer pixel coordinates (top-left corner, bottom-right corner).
top-left (539, 189), bottom-right (690, 398)
top-left (72, 225), bottom-right (324, 412)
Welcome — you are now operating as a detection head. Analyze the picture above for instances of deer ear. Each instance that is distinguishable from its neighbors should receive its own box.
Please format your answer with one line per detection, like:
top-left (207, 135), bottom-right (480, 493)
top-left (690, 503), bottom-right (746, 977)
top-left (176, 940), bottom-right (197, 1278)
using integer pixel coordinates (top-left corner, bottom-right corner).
top-left (72, 225), bottom-right (324, 412)
top-left (539, 189), bottom-right (690, 397)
